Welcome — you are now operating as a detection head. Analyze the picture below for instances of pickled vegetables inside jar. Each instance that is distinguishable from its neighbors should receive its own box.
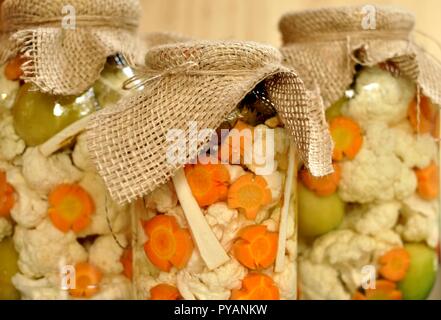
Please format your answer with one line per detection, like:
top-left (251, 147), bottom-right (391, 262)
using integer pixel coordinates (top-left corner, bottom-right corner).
top-left (132, 87), bottom-right (298, 300)
top-left (296, 65), bottom-right (440, 300)
top-left (0, 53), bottom-right (135, 300)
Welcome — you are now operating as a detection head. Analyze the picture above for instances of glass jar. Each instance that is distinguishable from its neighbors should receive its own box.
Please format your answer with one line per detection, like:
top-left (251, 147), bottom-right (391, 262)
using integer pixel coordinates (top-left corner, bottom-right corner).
top-left (131, 85), bottom-right (298, 300)
top-left (0, 55), bottom-right (135, 300)
top-left (296, 65), bottom-right (440, 300)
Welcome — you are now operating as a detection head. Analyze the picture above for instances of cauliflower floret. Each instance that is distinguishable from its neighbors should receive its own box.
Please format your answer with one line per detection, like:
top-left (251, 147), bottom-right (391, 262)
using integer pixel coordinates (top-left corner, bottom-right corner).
top-left (0, 217), bottom-right (12, 242)
top-left (0, 112), bottom-right (25, 161)
top-left (11, 273), bottom-right (68, 300)
top-left (392, 123), bottom-right (437, 169)
top-left (88, 235), bottom-right (127, 275)
top-left (396, 195), bottom-right (439, 248)
top-left (262, 206), bottom-right (295, 239)
top-left (225, 164), bottom-right (246, 182)
top-left (244, 124), bottom-right (277, 175)
top-left (144, 181), bottom-right (178, 213)
top-left (262, 171), bottom-right (284, 205)
top-left (205, 202), bottom-right (251, 250)
top-left (343, 201), bottom-right (401, 236)
top-left (176, 258), bottom-right (247, 300)
top-left (6, 167), bottom-right (48, 228)
top-left (76, 173), bottom-right (130, 237)
top-left (22, 147), bottom-right (83, 195)
top-left (13, 219), bottom-right (88, 278)
top-left (72, 133), bottom-right (95, 172)
top-left (343, 66), bottom-right (415, 127)
top-left (338, 122), bottom-right (417, 203)
top-left (91, 275), bottom-right (132, 300)
top-left (299, 259), bottom-right (350, 300)
top-left (272, 259), bottom-right (297, 300)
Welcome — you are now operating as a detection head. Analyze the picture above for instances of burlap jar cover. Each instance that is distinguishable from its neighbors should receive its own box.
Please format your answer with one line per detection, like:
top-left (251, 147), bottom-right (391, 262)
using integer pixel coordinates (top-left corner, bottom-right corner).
top-left (87, 41), bottom-right (333, 205)
top-left (279, 5), bottom-right (441, 108)
top-left (0, 0), bottom-right (142, 95)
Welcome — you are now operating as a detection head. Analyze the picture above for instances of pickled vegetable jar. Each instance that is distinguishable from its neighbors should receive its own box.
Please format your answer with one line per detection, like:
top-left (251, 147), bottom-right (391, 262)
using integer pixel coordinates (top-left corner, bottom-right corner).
top-left (280, 6), bottom-right (441, 300)
top-left (0, 0), bottom-right (142, 300)
top-left (132, 87), bottom-right (298, 300)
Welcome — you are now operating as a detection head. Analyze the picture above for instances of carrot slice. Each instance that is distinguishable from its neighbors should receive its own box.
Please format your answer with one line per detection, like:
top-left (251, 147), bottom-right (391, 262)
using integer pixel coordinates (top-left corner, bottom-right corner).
top-left (48, 184), bottom-right (95, 233)
top-left (227, 173), bottom-right (272, 220)
top-left (415, 162), bottom-right (439, 200)
top-left (143, 215), bottom-right (194, 272)
top-left (231, 273), bottom-right (280, 300)
top-left (150, 284), bottom-right (180, 300)
top-left (184, 163), bottom-right (230, 207)
top-left (408, 95), bottom-right (438, 137)
top-left (121, 248), bottom-right (133, 280)
top-left (69, 262), bottom-right (102, 298)
top-left (4, 56), bottom-right (26, 81)
top-left (218, 120), bottom-right (254, 164)
top-left (299, 162), bottom-right (341, 196)
top-left (0, 171), bottom-right (15, 218)
top-left (329, 116), bottom-right (363, 161)
top-left (352, 280), bottom-right (402, 300)
top-left (379, 247), bottom-right (411, 281)
top-left (233, 225), bottom-right (278, 269)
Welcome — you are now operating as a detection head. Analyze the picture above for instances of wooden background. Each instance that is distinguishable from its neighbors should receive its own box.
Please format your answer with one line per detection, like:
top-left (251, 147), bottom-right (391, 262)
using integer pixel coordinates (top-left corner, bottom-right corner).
top-left (139, 0), bottom-right (441, 58)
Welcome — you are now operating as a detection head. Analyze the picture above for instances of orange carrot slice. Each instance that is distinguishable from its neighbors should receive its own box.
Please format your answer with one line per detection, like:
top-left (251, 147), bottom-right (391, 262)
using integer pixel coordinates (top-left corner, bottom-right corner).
top-left (184, 163), bottom-right (230, 207)
top-left (48, 184), bottom-right (95, 233)
top-left (231, 273), bottom-right (280, 300)
top-left (227, 173), bottom-right (272, 220)
top-left (121, 248), bottom-right (133, 280)
top-left (329, 116), bottom-right (363, 161)
top-left (150, 283), bottom-right (180, 300)
top-left (233, 225), bottom-right (278, 269)
top-left (4, 56), bottom-right (27, 81)
top-left (69, 262), bottom-right (102, 298)
top-left (352, 280), bottom-right (402, 300)
top-left (379, 247), bottom-right (411, 281)
top-left (408, 95), bottom-right (438, 137)
top-left (299, 162), bottom-right (341, 196)
top-left (143, 215), bottom-right (194, 272)
top-left (0, 171), bottom-right (15, 218)
top-left (218, 120), bottom-right (254, 164)
top-left (415, 162), bottom-right (439, 200)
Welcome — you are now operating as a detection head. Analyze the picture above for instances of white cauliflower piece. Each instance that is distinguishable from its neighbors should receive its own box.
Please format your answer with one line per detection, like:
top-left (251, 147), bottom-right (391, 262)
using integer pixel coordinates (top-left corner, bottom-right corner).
top-left (299, 259), bottom-right (350, 300)
top-left (22, 147), bottom-right (83, 195)
top-left (76, 173), bottom-right (130, 237)
top-left (343, 201), bottom-right (401, 236)
top-left (225, 164), bottom-right (246, 183)
top-left (72, 133), bottom-right (95, 172)
top-left (396, 195), bottom-right (439, 248)
top-left (88, 235), bottom-right (126, 275)
top-left (244, 124), bottom-right (277, 175)
top-left (0, 217), bottom-right (12, 242)
top-left (166, 206), bottom-right (188, 228)
top-left (176, 258), bottom-right (247, 300)
top-left (144, 181), bottom-right (178, 213)
top-left (343, 66), bottom-right (415, 127)
top-left (272, 259), bottom-right (297, 300)
top-left (6, 167), bottom-right (48, 228)
top-left (91, 275), bottom-right (132, 300)
top-left (392, 123), bottom-right (437, 169)
top-left (13, 219), bottom-right (88, 278)
top-left (0, 112), bottom-right (25, 161)
top-left (205, 202), bottom-right (250, 250)
top-left (11, 273), bottom-right (68, 300)
top-left (339, 122), bottom-right (417, 203)
top-left (262, 206), bottom-right (295, 239)
top-left (371, 229), bottom-right (403, 262)
top-left (262, 170), bottom-right (284, 205)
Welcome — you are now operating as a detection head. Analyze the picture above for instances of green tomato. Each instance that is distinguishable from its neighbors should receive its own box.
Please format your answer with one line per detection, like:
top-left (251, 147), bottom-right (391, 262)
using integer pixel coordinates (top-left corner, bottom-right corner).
top-left (0, 237), bottom-right (20, 300)
top-left (298, 182), bottom-right (345, 237)
top-left (398, 243), bottom-right (438, 300)
top-left (325, 97), bottom-right (347, 121)
top-left (12, 83), bottom-right (97, 146)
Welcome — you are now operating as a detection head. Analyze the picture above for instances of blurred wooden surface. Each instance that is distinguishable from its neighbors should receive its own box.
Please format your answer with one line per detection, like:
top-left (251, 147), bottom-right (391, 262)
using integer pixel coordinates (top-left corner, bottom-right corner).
top-left (139, 0), bottom-right (441, 58)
